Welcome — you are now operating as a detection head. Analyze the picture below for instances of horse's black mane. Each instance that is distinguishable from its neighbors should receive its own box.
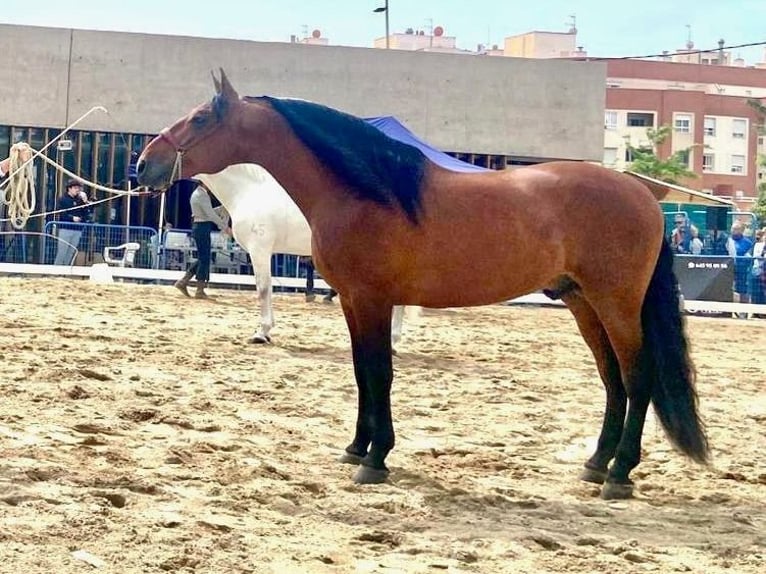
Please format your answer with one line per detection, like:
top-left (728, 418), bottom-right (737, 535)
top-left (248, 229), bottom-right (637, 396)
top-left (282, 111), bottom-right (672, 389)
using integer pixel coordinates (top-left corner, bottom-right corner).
top-left (249, 96), bottom-right (427, 223)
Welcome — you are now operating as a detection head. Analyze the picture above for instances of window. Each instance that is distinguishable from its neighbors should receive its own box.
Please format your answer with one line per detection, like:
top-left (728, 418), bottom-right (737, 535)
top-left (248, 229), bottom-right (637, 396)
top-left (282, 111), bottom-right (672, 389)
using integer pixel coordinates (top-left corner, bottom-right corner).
top-left (626, 112), bottom-right (654, 127)
top-left (676, 149), bottom-right (690, 167)
top-left (731, 154), bottom-right (746, 174)
top-left (674, 113), bottom-right (692, 133)
top-left (703, 153), bottom-right (714, 172)
top-left (732, 118), bottom-right (747, 139)
top-left (603, 147), bottom-right (618, 166)
top-left (604, 111), bottom-right (618, 130)
top-left (704, 117), bottom-right (716, 137)
top-left (624, 148), bottom-right (634, 162)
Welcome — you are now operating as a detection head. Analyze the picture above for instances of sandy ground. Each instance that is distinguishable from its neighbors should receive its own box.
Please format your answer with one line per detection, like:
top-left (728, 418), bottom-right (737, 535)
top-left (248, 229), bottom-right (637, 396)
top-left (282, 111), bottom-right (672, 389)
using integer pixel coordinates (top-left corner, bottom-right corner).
top-left (0, 276), bottom-right (764, 574)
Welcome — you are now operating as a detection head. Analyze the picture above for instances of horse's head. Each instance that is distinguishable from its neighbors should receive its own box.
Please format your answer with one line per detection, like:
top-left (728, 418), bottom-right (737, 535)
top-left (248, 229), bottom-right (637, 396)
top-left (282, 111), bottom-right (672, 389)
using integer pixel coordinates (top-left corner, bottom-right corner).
top-left (136, 69), bottom-right (242, 189)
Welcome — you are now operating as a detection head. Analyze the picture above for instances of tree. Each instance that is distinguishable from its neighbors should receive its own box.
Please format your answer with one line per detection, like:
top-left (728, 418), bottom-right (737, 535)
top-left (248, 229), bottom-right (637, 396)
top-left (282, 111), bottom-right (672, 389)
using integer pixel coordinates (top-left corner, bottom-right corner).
top-left (626, 125), bottom-right (698, 184)
top-left (754, 188), bottom-right (766, 226)
top-left (747, 99), bottom-right (766, 227)
top-left (754, 171), bottom-right (766, 227)
top-left (746, 98), bottom-right (766, 135)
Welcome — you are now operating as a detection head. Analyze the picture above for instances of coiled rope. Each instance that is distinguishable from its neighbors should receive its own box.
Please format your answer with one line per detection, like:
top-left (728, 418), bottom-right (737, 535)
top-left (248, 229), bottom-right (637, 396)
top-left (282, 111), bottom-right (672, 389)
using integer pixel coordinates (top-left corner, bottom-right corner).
top-left (1, 143), bottom-right (35, 229)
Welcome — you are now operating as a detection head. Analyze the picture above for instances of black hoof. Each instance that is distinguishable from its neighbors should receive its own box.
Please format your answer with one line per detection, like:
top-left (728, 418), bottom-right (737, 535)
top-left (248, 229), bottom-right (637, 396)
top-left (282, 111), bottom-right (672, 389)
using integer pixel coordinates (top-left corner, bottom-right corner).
top-left (600, 481), bottom-right (634, 500)
top-left (249, 334), bottom-right (271, 344)
top-left (338, 452), bottom-right (364, 465)
top-left (353, 465), bottom-right (389, 484)
top-left (580, 466), bottom-right (608, 485)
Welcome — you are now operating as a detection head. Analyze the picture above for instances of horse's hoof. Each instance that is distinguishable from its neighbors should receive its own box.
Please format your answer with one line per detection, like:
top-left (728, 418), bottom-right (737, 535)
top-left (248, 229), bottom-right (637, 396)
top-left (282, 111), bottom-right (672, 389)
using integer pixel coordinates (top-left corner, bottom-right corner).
top-left (600, 481), bottom-right (634, 500)
top-left (580, 466), bottom-right (608, 485)
top-left (248, 334), bottom-right (271, 344)
top-left (338, 452), bottom-right (364, 465)
top-left (353, 465), bottom-right (389, 485)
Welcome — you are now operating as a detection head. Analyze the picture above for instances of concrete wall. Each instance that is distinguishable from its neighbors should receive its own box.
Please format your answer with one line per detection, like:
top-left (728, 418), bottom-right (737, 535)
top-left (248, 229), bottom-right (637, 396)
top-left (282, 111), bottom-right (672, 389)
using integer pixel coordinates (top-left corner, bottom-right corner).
top-left (0, 24), bottom-right (606, 161)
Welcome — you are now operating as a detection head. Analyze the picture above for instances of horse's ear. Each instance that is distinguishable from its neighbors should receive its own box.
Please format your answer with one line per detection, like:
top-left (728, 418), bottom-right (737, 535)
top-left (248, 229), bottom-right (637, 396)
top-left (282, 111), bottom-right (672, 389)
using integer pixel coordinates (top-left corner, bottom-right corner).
top-left (211, 70), bottom-right (221, 94)
top-left (219, 68), bottom-right (239, 101)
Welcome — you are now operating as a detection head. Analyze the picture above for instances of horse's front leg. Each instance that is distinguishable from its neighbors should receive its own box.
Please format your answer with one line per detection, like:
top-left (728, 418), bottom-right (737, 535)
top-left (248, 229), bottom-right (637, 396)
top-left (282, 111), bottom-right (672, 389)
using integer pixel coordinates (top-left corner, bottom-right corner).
top-left (338, 297), bottom-right (395, 484)
top-left (249, 255), bottom-right (274, 344)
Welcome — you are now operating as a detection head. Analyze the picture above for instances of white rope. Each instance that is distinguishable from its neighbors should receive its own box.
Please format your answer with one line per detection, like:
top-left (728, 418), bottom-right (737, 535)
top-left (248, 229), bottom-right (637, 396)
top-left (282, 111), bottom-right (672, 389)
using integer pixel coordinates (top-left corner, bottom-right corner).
top-left (0, 152), bottom-right (155, 224)
top-left (1, 143), bottom-right (36, 229)
top-left (0, 105), bottom-right (153, 226)
top-left (35, 152), bottom-right (147, 196)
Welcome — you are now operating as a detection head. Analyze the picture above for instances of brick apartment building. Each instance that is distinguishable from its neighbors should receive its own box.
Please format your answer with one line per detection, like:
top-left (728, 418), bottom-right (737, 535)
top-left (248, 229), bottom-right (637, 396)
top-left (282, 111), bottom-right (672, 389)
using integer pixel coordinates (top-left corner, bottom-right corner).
top-left (603, 58), bottom-right (766, 207)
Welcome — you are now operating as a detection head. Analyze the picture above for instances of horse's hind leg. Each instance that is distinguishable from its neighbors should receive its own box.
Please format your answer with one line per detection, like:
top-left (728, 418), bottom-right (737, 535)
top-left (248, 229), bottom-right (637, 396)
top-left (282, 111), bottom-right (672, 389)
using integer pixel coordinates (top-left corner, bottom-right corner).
top-left (562, 292), bottom-right (626, 485)
top-left (587, 295), bottom-right (650, 499)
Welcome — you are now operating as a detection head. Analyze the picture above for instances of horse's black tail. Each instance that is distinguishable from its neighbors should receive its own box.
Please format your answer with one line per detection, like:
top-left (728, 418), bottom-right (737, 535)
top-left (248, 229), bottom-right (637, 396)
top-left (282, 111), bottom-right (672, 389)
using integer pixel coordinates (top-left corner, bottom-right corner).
top-left (640, 239), bottom-right (709, 463)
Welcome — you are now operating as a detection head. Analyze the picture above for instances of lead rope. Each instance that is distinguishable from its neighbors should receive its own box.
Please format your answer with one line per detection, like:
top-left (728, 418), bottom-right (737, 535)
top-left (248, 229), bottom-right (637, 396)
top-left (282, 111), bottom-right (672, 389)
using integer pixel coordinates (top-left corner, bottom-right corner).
top-left (171, 150), bottom-right (183, 185)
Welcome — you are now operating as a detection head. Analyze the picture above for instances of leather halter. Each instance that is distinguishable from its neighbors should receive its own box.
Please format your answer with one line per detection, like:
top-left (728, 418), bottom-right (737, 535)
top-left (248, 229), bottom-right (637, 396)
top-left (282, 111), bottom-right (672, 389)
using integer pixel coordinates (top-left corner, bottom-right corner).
top-left (156, 127), bottom-right (186, 184)
top-left (158, 127), bottom-right (184, 152)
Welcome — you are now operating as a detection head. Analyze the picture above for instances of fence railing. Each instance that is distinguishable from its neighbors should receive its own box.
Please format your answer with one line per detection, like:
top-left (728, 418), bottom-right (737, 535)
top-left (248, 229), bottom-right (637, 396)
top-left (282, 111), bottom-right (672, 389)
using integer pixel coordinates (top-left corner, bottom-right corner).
top-left (40, 222), bottom-right (160, 268)
top-left (150, 227), bottom-right (305, 279)
top-left (2, 223), bottom-right (764, 312)
top-left (2, 222), bottom-right (312, 281)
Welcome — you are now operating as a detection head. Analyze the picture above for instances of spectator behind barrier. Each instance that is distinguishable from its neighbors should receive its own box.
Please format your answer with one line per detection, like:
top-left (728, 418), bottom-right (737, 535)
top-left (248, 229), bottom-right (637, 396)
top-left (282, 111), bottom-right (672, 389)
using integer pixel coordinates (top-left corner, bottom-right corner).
top-left (750, 227), bottom-right (765, 310)
top-left (726, 221), bottom-right (753, 318)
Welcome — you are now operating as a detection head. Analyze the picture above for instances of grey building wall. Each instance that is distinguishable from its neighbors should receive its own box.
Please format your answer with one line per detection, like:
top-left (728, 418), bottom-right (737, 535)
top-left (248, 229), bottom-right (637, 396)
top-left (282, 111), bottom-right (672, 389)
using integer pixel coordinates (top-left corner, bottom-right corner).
top-left (0, 24), bottom-right (606, 161)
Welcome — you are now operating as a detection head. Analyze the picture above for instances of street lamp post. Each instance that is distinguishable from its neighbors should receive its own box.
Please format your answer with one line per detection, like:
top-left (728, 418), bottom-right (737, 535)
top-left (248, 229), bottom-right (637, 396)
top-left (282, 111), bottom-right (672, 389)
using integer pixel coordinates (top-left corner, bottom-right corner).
top-left (373, 1), bottom-right (389, 49)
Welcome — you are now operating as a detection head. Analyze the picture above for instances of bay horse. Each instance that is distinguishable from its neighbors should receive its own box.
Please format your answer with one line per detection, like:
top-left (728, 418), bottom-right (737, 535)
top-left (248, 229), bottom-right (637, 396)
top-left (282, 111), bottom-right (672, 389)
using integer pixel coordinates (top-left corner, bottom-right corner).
top-left (137, 70), bottom-right (709, 499)
top-left (193, 163), bottom-right (409, 346)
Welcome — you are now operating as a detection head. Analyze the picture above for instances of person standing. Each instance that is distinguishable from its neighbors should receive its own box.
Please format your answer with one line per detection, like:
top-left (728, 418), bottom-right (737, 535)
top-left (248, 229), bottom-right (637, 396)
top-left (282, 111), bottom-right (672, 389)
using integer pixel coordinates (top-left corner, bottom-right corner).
top-left (174, 182), bottom-right (230, 299)
top-left (689, 225), bottom-right (704, 255)
top-left (53, 179), bottom-right (91, 265)
top-left (749, 227), bottom-right (765, 308)
top-left (670, 214), bottom-right (690, 254)
top-left (303, 256), bottom-right (338, 303)
top-left (726, 221), bottom-right (754, 318)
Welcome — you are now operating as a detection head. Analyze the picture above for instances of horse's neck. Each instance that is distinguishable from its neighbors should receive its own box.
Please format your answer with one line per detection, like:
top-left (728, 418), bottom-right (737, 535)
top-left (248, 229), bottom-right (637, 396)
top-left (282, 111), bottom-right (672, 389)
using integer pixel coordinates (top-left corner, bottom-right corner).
top-left (234, 103), bottom-right (342, 220)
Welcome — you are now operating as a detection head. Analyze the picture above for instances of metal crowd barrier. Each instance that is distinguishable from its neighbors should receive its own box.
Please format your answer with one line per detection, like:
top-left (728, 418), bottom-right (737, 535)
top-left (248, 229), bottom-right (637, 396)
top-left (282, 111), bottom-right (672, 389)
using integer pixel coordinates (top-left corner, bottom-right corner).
top-left (40, 221), bottom-right (159, 268)
top-left (150, 226), bottom-right (303, 280)
top-left (7, 223), bottom-right (760, 312)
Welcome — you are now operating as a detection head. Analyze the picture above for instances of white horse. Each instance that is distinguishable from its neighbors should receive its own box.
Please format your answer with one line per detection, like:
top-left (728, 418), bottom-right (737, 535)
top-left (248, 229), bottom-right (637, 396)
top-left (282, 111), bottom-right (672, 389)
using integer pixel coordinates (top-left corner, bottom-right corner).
top-left (194, 163), bottom-right (408, 345)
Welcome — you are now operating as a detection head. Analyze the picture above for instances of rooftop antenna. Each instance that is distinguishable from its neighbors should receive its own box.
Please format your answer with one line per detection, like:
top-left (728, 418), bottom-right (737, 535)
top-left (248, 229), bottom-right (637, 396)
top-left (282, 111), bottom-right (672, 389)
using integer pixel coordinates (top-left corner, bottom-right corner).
top-left (301, 24), bottom-right (308, 40)
top-left (425, 17), bottom-right (434, 48)
top-left (685, 24), bottom-right (693, 50)
top-left (567, 14), bottom-right (577, 34)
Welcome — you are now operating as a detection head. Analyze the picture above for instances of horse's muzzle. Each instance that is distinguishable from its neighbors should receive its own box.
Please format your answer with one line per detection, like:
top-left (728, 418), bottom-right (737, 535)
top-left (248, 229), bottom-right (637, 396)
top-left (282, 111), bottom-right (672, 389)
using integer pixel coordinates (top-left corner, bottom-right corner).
top-left (136, 158), bottom-right (173, 190)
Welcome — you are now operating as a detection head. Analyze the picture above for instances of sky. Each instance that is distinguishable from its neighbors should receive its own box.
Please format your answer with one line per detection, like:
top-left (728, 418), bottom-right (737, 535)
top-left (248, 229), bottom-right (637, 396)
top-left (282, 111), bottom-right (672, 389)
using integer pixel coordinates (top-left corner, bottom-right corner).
top-left (2, 1), bottom-right (765, 64)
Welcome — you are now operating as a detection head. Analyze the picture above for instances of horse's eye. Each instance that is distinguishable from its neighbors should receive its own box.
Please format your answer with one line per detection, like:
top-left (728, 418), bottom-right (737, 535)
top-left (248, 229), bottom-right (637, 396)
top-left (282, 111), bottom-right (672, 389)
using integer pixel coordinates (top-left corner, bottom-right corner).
top-left (191, 114), bottom-right (208, 127)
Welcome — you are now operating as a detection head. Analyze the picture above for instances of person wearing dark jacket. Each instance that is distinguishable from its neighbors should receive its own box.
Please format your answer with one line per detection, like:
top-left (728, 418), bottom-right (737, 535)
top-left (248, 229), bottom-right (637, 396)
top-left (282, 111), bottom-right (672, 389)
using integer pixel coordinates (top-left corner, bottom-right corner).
top-left (53, 179), bottom-right (90, 265)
